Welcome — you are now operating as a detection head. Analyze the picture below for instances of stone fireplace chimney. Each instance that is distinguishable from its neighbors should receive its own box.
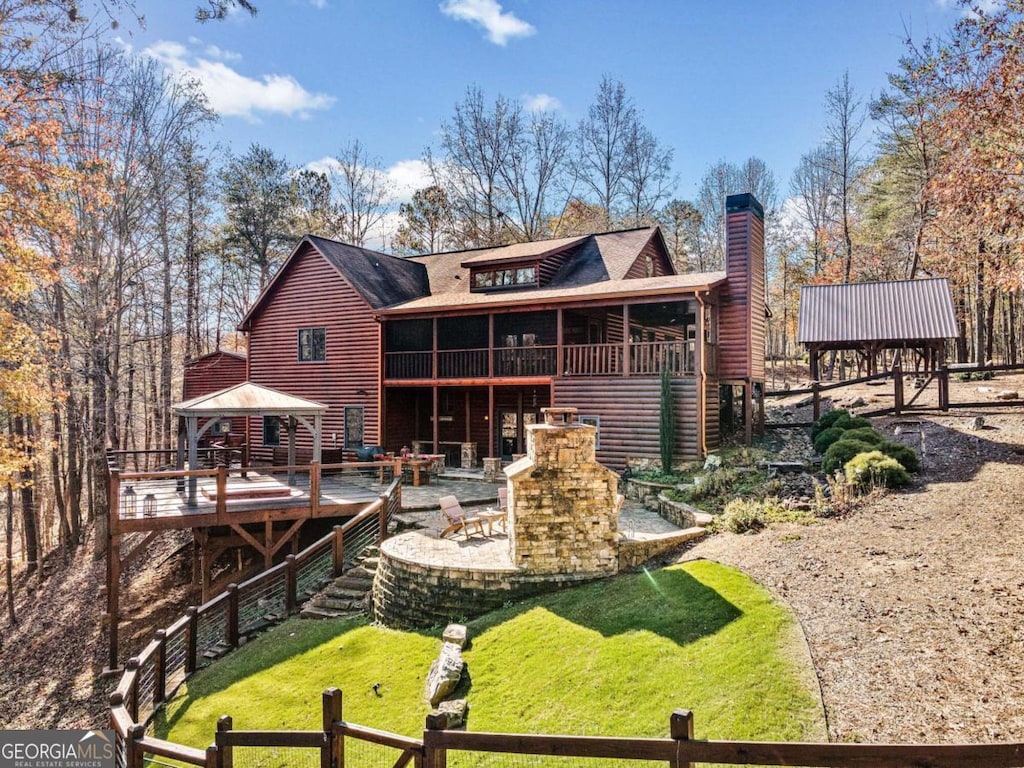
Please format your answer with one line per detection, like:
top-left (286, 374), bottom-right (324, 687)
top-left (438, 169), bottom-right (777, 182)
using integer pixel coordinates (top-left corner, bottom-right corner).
top-left (504, 407), bottom-right (619, 576)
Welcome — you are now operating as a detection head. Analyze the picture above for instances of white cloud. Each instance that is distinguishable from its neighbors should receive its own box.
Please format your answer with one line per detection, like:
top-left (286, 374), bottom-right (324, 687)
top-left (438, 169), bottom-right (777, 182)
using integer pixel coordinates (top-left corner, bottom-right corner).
top-left (523, 93), bottom-right (561, 112)
top-left (440, 0), bottom-right (535, 45)
top-left (935, 0), bottom-right (1002, 14)
top-left (303, 157), bottom-right (431, 205)
top-left (204, 44), bottom-right (242, 62)
top-left (143, 39), bottom-right (334, 122)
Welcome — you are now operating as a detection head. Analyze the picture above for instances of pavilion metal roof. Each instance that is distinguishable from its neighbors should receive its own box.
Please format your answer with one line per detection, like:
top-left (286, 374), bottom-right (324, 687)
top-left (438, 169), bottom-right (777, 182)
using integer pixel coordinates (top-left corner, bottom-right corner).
top-left (174, 382), bottom-right (327, 417)
top-left (797, 278), bottom-right (959, 344)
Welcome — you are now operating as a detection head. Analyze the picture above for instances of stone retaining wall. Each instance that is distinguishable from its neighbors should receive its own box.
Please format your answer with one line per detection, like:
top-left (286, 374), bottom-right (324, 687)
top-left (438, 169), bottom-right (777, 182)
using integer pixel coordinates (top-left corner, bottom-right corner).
top-left (622, 477), bottom-right (674, 505)
top-left (655, 493), bottom-right (699, 529)
top-left (373, 545), bottom-right (606, 629)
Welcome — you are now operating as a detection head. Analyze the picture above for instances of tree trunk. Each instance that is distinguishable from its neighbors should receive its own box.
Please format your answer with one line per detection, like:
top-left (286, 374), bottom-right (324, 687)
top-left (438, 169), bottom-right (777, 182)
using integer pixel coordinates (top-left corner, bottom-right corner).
top-left (12, 416), bottom-right (38, 575)
top-left (5, 483), bottom-right (15, 626)
top-left (985, 287), bottom-right (997, 364)
top-left (1009, 293), bottom-right (1018, 365)
top-left (975, 245), bottom-right (986, 366)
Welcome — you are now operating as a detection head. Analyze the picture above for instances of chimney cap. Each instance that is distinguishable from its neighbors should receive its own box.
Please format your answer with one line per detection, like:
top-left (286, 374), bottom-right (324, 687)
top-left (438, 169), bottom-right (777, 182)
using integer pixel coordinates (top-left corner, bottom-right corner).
top-left (726, 193), bottom-right (764, 220)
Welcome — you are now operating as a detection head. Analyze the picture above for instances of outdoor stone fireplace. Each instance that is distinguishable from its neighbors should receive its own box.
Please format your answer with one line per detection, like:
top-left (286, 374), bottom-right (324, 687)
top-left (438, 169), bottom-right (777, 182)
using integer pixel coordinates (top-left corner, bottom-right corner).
top-left (506, 407), bottom-right (619, 575)
top-left (373, 407), bottom-right (621, 628)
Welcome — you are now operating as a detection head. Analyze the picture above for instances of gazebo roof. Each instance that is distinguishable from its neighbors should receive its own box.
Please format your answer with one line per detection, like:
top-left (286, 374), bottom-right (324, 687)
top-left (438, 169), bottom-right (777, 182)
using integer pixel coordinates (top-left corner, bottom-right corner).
top-left (174, 382), bottom-right (327, 417)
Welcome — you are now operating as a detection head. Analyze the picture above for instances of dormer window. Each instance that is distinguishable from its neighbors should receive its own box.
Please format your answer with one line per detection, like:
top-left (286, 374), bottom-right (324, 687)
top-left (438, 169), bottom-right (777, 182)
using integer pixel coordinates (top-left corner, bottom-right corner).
top-left (471, 264), bottom-right (538, 291)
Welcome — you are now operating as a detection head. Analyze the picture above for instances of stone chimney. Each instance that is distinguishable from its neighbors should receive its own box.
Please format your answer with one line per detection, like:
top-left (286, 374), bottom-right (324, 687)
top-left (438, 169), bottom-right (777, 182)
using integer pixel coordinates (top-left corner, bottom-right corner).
top-left (718, 193), bottom-right (766, 381)
top-left (504, 407), bottom-right (619, 576)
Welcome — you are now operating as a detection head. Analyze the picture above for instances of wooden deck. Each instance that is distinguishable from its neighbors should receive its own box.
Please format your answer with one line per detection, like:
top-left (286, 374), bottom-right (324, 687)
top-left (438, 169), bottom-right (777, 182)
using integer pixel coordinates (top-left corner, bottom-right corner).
top-left (111, 467), bottom-right (388, 535)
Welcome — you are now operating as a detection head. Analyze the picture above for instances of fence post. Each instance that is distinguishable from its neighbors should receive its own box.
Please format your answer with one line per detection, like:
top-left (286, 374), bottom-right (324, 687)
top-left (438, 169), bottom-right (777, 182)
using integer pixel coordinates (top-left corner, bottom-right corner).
top-left (670, 709), bottom-right (694, 768)
top-left (205, 744), bottom-right (220, 768)
top-left (811, 381), bottom-right (821, 422)
top-left (285, 555), bottom-right (298, 614)
top-left (126, 724), bottom-right (146, 768)
top-left (332, 525), bottom-right (345, 576)
top-left (153, 630), bottom-right (167, 704)
top-left (185, 607), bottom-right (198, 674)
top-left (226, 584), bottom-right (240, 648)
top-left (216, 716), bottom-right (233, 768)
top-left (322, 688), bottom-right (342, 768)
top-left (378, 494), bottom-right (389, 546)
top-left (423, 712), bottom-right (448, 768)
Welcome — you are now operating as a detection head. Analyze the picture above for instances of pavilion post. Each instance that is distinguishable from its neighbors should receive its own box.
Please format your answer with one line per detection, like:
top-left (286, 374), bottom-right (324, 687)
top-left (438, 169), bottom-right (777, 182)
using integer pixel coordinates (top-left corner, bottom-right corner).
top-left (287, 416), bottom-right (297, 485)
top-left (187, 416), bottom-right (199, 506)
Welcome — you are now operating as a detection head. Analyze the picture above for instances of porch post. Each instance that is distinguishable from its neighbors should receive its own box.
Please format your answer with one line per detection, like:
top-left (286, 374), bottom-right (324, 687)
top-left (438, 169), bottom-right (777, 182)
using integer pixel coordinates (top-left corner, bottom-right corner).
top-left (556, 308), bottom-right (563, 376)
top-left (287, 416), bottom-right (297, 485)
top-left (187, 415), bottom-right (199, 506)
top-left (432, 385), bottom-right (439, 454)
top-left (622, 303), bottom-right (631, 376)
top-left (488, 385), bottom-right (495, 458)
top-left (488, 315), bottom-right (494, 378)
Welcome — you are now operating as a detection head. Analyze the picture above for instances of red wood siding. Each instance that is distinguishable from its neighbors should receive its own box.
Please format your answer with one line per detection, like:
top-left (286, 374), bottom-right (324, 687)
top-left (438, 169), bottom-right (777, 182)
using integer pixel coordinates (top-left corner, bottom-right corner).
top-left (718, 210), bottom-right (765, 380)
top-left (704, 378), bottom-right (721, 450)
top-left (183, 352), bottom-right (248, 436)
top-left (552, 376), bottom-right (699, 469)
top-left (247, 245), bottom-right (380, 450)
top-left (624, 238), bottom-right (673, 279)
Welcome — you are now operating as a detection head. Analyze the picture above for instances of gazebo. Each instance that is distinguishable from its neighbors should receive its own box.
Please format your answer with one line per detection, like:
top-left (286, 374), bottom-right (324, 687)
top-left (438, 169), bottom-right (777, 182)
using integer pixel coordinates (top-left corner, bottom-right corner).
top-left (174, 382), bottom-right (327, 505)
top-left (797, 278), bottom-right (959, 380)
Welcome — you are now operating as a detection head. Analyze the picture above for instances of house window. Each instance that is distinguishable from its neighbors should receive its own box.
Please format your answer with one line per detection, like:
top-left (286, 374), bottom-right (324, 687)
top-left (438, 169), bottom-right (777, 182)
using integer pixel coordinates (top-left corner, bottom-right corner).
top-left (471, 265), bottom-right (538, 291)
top-left (263, 416), bottom-right (281, 447)
top-left (580, 415), bottom-right (601, 450)
top-left (298, 327), bottom-right (326, 362)
top-left (344, 406), bottom-right (364, 449)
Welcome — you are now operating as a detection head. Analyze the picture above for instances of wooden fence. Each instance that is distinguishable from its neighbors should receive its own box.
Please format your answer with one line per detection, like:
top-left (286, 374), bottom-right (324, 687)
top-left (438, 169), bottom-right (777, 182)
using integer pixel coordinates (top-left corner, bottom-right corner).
top-left (110, 684), bottom-right (1024, 768)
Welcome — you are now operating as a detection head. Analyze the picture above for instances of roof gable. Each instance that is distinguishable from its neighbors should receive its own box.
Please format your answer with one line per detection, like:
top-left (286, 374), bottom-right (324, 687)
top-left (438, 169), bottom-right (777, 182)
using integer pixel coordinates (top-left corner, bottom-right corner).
top-left (797, 278), bottom-right (959, 344)
top-left (238, 236), bottom-right (430, 330)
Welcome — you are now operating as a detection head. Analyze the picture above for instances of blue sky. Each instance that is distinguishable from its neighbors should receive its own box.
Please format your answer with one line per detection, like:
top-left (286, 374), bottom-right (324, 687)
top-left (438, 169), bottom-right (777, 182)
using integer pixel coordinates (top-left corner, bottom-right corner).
top-left (119, 0), bottom-right (963, 204)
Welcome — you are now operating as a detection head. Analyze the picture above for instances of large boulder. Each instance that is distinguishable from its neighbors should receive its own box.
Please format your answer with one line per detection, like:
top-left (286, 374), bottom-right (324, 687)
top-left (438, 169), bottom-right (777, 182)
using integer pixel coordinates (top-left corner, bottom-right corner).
top-left (425, 641), bottom-right (464, 706)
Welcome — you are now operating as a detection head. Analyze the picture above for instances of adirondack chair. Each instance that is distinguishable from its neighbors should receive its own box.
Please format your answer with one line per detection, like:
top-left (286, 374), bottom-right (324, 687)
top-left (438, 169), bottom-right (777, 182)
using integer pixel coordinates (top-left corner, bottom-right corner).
top-left (478, 486), bottom-right (509, 535)
top-left (438, 495), bottom-right (485, 539)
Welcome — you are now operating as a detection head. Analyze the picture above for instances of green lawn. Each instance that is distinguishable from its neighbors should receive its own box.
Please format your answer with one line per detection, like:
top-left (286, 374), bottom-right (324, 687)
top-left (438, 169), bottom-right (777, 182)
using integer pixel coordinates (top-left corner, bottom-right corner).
top-left (156, 560), bottom-right (825, 749)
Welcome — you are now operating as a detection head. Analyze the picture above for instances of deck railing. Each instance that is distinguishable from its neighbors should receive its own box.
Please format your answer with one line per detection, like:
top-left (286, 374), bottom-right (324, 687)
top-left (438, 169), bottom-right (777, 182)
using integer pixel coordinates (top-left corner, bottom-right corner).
top-left (383, 341), bottom-right (695, 380)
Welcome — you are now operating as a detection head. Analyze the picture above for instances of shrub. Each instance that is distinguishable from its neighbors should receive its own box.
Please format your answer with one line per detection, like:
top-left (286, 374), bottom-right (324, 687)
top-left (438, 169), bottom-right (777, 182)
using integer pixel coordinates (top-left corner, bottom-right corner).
top-left (832, 414), bottom-right (872, 432)
top-left (822, 438), bottom-right (877, 474)
top-left (844, 450), bottom-right (910, 489)
top-left (812, 426), bottom-right (845, 454)
top-left (840, 427), bottom-right (884, 446)
top-left (689, 468), bottom-right (740, 502)
top-left (879, 440), bottom-right (920, 473)
top-left (811, 408), bottom-right (849, 439)
top-left (720, 498), bottom-right (766, 533)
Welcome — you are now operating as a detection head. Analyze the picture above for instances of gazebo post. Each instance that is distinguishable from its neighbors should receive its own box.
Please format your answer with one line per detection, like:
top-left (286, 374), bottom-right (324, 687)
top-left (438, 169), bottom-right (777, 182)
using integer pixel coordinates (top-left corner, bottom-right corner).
top-left (313, 414), bottom-right (322, 463)
top-left (287, 416), bottom-right (297, 485)
top-left (176, 416), bottom-right (187, 494)
top-left (187, 415), bottom-right (199, 506)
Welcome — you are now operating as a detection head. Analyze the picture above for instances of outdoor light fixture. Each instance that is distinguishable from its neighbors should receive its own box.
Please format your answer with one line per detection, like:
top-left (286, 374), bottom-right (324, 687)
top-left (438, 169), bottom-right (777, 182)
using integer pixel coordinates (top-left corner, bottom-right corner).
top-left (121, 484), bottom-right (137, 517)
top-left (143, 493), bottom-right (157, 517)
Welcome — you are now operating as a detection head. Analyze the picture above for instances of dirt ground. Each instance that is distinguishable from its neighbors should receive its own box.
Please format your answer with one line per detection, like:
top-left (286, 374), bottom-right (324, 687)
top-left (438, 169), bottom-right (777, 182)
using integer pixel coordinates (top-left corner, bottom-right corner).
top-left (684, 371), bottom-right (1024, 743)
top-left (3, 370), bottom-right (1024, 742)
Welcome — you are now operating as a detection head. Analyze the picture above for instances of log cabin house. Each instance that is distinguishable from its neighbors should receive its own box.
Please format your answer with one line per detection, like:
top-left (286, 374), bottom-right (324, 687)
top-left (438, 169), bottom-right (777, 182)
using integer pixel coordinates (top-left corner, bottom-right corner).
top-left (217, 193), bottom-right (766, 471)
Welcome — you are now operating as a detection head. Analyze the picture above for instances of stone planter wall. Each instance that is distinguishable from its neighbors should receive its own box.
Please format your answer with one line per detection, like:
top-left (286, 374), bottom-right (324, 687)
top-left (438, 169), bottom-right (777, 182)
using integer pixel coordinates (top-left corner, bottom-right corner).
top-left (655, 493), bottom-right (699, 529)
top-left (373, 546), bottom-right (605, 630)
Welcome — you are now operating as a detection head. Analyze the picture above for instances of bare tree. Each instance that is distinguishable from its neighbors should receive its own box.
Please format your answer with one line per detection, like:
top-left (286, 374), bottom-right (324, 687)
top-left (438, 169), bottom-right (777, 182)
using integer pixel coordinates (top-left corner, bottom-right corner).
top-left (330, 140), bottom-right (394, 247)
top-left (393, 185), bottom-right (456, 255)
top-left (501, 110), bottom-right (572, 241)
top-left (576, 76), bottom-right (636, 227)
top-left (789, 145), bottom-right (837, 276)
top-left (824, 71), bottom-right (866, 283)
top-left (658, 199), bottom-right (702, 272)
top-left (694, 160), bottom-right (735, 269)
top-left (622, 122), bottom-right (674, 227)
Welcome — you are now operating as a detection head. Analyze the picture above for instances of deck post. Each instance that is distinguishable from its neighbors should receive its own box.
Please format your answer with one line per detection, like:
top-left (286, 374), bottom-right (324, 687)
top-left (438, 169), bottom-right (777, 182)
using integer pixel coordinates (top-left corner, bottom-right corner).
top-left (332, 525), bottom-right (345, 576)
top-left (153, 629), bottom-right (167, 704)
top-left (126, 723), bottom-right (145, 768)
top-left (378, 493), bottom-right (388, 546)
top-left (310, 460), bottom-right (321, 517)
top-left (322, 688), bottom-right (342, 768)
top-left (671, 708), bottom-right (695, 768)
top-left (216, 466), bottom-right (228, 521)
top-left (285, 555), bottom-right (297, 614)
top-left (226, 584), bottom-right (239, 648)
top-left (185, 607), bottom-right (198, 674)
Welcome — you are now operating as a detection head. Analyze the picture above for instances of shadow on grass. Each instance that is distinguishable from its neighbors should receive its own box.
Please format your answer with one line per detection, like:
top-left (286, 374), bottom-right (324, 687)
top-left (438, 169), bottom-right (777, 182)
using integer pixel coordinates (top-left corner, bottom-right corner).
top-left (467, 566), bottom-right (742, 647)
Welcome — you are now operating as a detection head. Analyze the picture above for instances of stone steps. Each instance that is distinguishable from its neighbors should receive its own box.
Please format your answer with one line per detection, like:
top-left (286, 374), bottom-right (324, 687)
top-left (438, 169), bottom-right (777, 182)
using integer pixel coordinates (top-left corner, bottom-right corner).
top-left (300, 551), bottom-right (379, 620)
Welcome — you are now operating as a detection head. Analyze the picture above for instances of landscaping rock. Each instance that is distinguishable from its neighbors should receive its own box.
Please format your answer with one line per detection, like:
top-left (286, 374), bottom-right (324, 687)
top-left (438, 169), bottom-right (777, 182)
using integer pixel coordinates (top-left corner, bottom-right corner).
top-left (434, 699), bottom-right (469, 729)
top-left (703, 454), bottom-right (722, 471)
top-left (849, 396), bottom-right (866, 408)
top-left (425, 641), bottom-right (464, 706)
top-left (996, 390), bottom-right (1019, 400)
top-left (969, 416), bottom-right (985, 431)
top-left (442, 623), bottom-right (468, 649)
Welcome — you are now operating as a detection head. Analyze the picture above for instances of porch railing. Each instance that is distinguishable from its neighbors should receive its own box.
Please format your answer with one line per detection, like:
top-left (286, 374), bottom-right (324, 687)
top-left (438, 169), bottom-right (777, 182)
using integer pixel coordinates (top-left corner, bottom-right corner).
top-left (383, 340), bottom-right (695, 380)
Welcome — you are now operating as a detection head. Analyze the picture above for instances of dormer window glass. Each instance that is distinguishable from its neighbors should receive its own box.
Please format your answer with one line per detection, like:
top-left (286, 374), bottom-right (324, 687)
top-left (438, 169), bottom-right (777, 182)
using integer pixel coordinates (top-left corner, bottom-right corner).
top-left (471, 264), bottom-right (538, 291)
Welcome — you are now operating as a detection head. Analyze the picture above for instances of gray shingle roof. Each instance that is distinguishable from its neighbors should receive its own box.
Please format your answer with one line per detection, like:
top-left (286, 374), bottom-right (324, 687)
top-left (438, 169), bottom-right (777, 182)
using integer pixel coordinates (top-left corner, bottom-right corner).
top-left (797, 278), bottom-right (959, 344)
top-left (307, 236), bottom-right (429, 309)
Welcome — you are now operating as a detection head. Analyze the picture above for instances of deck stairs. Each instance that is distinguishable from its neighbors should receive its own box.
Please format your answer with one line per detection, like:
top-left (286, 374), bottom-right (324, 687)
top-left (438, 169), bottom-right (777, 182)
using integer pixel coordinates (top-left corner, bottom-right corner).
top-left (300, 549), bottom-right (379, 620)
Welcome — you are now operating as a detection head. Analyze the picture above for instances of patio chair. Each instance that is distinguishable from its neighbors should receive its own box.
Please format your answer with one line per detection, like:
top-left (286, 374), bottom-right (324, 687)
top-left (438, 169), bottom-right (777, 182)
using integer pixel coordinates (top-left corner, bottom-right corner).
top-left (438, 495), bottom-right (486, 539)
top-left (477, 486), bottom-right (509, 535)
